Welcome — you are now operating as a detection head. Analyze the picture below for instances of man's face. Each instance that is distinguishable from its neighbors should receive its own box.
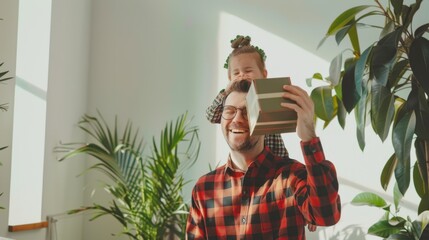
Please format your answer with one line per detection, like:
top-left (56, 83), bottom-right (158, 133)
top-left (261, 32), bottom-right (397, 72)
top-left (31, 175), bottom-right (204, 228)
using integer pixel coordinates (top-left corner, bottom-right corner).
top-left (221, 91), bottom-right (261, 152)
top-left (228, 53), bottom-right (267, 82)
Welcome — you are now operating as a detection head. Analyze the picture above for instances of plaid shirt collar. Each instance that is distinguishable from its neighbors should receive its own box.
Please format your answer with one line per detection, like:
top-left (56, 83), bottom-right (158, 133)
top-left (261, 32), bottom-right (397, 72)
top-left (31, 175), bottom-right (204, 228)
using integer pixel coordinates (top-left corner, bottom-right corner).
top-left (224, 146), bottom-right (278, 174)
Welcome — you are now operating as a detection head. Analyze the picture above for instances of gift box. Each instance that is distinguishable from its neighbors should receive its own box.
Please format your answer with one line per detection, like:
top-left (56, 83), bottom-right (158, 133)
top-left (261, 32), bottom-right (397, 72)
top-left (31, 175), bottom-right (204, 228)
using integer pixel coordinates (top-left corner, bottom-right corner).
top-left (246, 77), bottom-right (297, 136)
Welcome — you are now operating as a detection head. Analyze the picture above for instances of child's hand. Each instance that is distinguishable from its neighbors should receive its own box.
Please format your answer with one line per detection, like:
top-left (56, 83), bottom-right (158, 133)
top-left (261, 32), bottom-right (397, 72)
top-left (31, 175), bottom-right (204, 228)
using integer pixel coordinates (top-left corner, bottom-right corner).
top-left (307, 223), bottom-right (317, 232)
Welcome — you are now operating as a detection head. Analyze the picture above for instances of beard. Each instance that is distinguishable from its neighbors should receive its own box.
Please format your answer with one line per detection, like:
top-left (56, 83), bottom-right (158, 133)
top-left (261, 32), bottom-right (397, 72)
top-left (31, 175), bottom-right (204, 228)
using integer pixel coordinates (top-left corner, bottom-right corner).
top-left (227, 135), bottom-right (260, 152)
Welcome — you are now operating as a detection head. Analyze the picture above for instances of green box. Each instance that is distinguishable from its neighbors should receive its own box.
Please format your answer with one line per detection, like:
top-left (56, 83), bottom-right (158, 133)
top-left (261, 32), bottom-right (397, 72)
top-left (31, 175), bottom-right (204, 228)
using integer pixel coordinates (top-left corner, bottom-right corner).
top-left (246, 77), bottom-right (297, 136)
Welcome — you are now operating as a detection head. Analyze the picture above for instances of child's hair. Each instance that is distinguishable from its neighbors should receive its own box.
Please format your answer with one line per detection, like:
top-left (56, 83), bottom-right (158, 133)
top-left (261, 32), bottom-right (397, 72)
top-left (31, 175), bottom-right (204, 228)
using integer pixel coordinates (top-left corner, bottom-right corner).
top-left (224, 35), bottom-right (267, 71)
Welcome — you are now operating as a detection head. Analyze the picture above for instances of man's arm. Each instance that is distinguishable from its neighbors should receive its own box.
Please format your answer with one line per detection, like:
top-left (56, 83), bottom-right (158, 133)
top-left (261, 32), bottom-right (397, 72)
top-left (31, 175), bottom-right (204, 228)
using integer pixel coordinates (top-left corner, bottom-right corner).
top-left (296, 137), bottom-right (341, 226)
top-left (281, 84), bottom-right (340, 225)
top-left (186, 187), bottom-right (206, 239)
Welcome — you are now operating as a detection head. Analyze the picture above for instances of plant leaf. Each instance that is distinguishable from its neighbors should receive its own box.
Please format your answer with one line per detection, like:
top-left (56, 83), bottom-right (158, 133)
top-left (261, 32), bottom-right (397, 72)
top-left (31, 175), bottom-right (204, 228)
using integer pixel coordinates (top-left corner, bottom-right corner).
top-left (368, 220), bottom-right (402, 238)
top-left (371, 81), bottom-right (395, 142)
top-left (329, 53), bottom-right (342, 86)
top-left (371, 28), bottom-right (402, 86)
top-left (351, 192), bottom-right (388, 208)
top-left (310, 86), bottom-right (335, 121)
top-left (414, 137), bottom-right (428, 198)
top-left (414, 23), bottom-right (429, 39)
top-left (409, 37), bottom-right (429, 96)
top-left (390, 0), bottom-right (404, 18)
top-left (393, 183), bottom-right (404, 212)
top-left (392, 111), bottom-right (416, 195)
top-left (342, 62), bottom-right (360, 112)
top-left (325, 5), bottom-right (373, 36)
top-left (355, 82), bottom-right (368, 150)
top-left (306, 73), bottom-right (323, 87)
top-left (355, 45), bottom-right (373, 97)
top-left (414, 88), bottom-right (429, 140)
top-left (335, 96), bottom-right (347, 129)
top-left (381, 153), bottom-right (397, 191)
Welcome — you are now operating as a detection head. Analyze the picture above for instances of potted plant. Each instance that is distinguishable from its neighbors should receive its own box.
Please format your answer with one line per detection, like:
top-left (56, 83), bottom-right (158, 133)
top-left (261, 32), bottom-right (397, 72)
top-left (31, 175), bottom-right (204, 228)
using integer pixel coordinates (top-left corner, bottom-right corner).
top-left (307, 0), bottom-right (429, 238)
top-left (56, 111), bottom-right (200, 239)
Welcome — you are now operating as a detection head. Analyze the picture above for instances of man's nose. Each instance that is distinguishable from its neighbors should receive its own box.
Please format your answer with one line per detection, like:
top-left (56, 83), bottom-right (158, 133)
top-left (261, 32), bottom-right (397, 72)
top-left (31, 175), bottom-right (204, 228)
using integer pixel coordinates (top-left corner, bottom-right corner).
top-left (232, 109), bottom-right (247, 122)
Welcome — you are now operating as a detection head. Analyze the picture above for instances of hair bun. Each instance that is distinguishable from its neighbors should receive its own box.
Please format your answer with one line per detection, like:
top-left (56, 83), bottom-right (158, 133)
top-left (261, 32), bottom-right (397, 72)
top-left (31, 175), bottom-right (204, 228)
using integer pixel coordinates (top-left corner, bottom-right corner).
top-left (230, 35), bottom-right (251, 49)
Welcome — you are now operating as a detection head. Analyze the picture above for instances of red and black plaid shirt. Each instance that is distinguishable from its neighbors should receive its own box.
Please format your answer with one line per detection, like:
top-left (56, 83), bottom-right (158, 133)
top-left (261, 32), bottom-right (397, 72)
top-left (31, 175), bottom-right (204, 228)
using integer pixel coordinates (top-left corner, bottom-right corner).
top-left (186, 137), bottom-right (341, 240)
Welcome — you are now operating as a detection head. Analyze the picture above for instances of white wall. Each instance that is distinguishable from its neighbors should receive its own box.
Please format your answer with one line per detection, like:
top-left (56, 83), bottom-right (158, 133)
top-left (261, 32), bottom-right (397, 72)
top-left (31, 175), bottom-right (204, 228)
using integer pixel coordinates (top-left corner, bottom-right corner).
top-left (0, 0), bottom-right (426, 240)
top-left (0, 0), bottom-right (90, 239)
top-left (0, 0), bottom-right (19, 237)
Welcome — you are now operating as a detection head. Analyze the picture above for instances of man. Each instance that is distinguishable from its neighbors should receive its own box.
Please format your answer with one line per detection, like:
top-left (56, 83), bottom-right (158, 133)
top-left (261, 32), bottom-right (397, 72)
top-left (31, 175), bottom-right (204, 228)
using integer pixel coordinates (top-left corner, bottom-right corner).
top-left (187, 80), bottom-right (341, 239)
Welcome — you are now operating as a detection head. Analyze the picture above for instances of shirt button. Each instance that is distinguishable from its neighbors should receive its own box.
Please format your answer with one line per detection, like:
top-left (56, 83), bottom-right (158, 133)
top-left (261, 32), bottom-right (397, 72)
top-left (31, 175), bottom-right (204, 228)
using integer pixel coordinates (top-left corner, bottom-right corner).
top-left (241, 217), bottom-right (246, 224)
top-left (243, 190), bottom-right (247, 195)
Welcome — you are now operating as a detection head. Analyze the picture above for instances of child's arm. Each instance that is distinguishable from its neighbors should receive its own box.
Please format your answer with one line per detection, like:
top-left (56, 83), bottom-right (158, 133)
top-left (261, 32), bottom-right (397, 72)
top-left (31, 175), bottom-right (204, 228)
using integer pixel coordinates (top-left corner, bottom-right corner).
top-left (205, 89), bottom-right (226, 124)
top-left (264, 134), bottom-right (288, 157)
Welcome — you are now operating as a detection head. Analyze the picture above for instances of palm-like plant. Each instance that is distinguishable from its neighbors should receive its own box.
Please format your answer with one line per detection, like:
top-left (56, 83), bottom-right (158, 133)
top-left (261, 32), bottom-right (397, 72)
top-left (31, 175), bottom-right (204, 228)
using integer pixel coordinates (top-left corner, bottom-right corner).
top-left (56, 111), bottom-right (200, 239)
top-left (1, 61), bottom-right (12, 149)
top-left (0, 61), bottom-right (12, 210)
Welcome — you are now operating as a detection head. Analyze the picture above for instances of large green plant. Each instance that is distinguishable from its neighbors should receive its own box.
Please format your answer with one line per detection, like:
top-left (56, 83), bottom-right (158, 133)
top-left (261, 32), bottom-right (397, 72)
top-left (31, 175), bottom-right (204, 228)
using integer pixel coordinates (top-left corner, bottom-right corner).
top-left (309, 0), bottom-right (428, 209)
top-left (56, 112), bottom-right (200, 240)
top-left (351, 190), bottom-right (429, 239)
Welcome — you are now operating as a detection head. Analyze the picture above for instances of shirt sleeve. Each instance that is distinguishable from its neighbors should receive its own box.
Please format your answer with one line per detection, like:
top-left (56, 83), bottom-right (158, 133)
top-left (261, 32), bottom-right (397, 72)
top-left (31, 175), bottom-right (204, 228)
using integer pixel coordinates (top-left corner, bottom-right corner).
top-left (186, 187), bottom-right (206, 239)
top-left (205, 89), bottom-right (225, 124)
top-left (293, 137), bottom-right (341, 226)
top-left (264, 134), bottom-right (288, 157)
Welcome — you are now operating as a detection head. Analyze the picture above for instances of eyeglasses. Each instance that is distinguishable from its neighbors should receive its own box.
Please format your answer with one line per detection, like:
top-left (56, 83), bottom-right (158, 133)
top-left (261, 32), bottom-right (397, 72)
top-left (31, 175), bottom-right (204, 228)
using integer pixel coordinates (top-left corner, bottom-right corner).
top-left (221, 105), bottom-right (248, 120)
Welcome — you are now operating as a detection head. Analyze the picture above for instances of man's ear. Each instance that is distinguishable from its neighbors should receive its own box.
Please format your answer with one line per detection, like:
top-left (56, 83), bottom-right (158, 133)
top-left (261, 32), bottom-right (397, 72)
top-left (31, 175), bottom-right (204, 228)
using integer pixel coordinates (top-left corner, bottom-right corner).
top-left (263, 69), bottom-right (268, 78)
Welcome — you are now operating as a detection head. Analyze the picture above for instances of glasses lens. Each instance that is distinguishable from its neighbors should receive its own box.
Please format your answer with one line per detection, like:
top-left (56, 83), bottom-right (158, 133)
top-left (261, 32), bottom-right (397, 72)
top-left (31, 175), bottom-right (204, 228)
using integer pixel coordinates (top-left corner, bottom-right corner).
top-left (222, 106), bottom-right (236, 120)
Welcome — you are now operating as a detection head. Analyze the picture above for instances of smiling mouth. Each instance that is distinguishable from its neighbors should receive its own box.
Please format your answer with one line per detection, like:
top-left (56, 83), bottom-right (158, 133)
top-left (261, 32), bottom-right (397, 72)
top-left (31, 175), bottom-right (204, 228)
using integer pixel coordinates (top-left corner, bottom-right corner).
top-left (229, 129), bottom-right (248, 134)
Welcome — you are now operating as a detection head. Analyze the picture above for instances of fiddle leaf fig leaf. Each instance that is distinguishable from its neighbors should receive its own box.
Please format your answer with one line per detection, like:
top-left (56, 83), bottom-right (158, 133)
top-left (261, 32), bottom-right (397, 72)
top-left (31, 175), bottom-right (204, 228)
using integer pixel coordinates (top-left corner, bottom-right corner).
top-left (306, 73), bottom-right (324, 87)
top-left (414, 88), bottom-right (429, 140)
top-left (355, 84), bottom-right (368, 150)
top-left (351, 192), bottom-right (388, 208)
top-left (390, 0), bottom-right (404, 18)
top-left (326, 5), bottom-right (372, 36)
top-left (342, 62), bottom-right (360, 112)
top-left (413, 160), bottom-right (424, 198)
top-left (335, 96), bottom-right (347, 129)
top-left (413, 210), bottom-right (429, 237)
top-left (311, 86), bottom-right (335, 121)
top-left (409, 37), bottom-right (429, 96)
top-left (348, 23), bottom-right (361, 54)
top-left (393, 111), bottom-right (416, 195)
top-left (380, 20), bottom-right (396, 40)
top-left (368, 220), bottom-right (402, 238)
top-left (329, 53), bottom-right (342, 86)
top-left (414, 138), bottom-right (428, 197)
top-left (371, 81), bottom-right (395, 142)
top-left (371, 28), bottom-right (402, 86)
top-left (355, 45), bottom-right (373, 97)
top-left (393, 183), bottom-right (403, 211)
top-left (388, 59), bottom-right (409, 89)
top-left (380, 153), bottom-right (397, 191)
top-left (414, 23), bottom-right (429, 39)
top-left (418, 195), bottom-right (429, 214)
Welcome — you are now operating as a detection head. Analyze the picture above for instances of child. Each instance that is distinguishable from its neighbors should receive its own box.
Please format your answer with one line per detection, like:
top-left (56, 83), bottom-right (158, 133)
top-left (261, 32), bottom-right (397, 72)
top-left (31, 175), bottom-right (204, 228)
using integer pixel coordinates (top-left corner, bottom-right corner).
top-left (206, 35), bottom-right (288, 157)
top-left (205, 35), bottom-right (317, 232)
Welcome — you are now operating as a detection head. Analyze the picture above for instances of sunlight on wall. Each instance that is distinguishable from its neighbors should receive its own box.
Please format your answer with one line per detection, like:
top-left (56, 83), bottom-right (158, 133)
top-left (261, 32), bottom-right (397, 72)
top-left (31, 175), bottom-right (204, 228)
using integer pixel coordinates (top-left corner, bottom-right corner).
top-left (9, 0), bottom-right (51, 225)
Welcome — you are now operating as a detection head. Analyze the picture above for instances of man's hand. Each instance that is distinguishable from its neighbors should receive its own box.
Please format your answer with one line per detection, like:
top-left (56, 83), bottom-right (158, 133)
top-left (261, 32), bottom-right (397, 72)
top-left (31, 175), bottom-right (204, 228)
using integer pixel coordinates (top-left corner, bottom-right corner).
top-left (281, 84), bottom-right (316, 142)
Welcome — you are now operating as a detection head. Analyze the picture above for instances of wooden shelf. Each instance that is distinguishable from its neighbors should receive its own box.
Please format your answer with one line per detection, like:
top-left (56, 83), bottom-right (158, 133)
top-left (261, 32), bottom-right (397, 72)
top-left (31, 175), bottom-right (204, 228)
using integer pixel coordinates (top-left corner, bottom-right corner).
top-left (8, 221), bottom-right (48, 232)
